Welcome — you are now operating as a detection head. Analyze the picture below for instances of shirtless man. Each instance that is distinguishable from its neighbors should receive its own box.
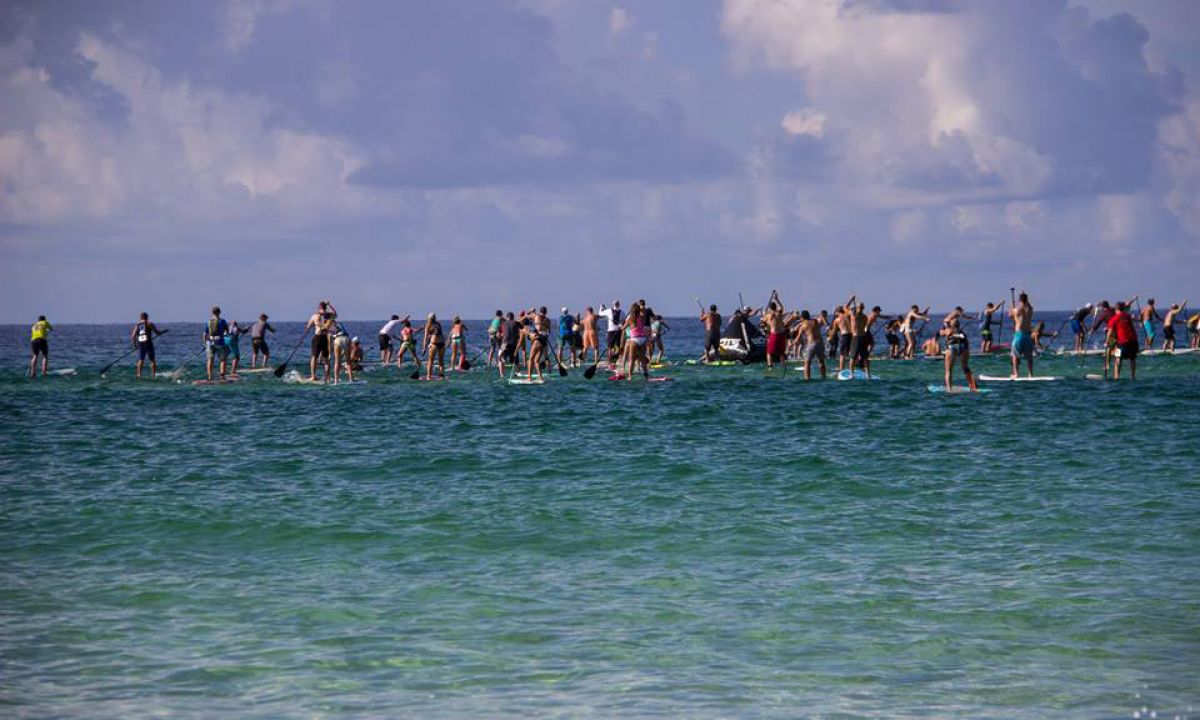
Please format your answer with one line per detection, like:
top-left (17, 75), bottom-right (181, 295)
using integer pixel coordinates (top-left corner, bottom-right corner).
top-left (861, 305), bottom-right (882, 374)
top-left (1140, 299), bottom-right (1160, 350)
top-left (763, 292), bottom-right (788, 370)
top-left (1189, 312), bottom-right (1200, 350)
top-left (847, 298), bottom-right (872, 372)
top-left (830, 306), bottom-right (852, 372)
top-left (796, 310), bottom-right (826, 380)
top-left (1010, 291), bottom-right (1034, 378)
top-left (902, 305), bottom-right (929, 360)
top-left (701, 304), bottom-right (722, 362)
top-left (1161, 301), bottom-right (1187, 351)
top-left (978, 300), bottom-right (1004, 354)
top-left (305, 300), bottom-right (336, 382)
top-left (581, 307), bottom-right (600, 365)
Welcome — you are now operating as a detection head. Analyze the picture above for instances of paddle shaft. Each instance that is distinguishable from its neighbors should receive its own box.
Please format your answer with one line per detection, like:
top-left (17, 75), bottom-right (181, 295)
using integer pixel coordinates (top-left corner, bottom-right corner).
top-left (274, 328), bottom-right (311, 377)
top-left (100, 328), bottom-right (171, 375)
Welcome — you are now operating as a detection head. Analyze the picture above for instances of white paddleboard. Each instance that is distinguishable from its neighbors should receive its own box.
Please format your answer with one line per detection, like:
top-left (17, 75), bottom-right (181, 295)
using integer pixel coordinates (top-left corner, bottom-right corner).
top-left (978, 375), bottom-right (1063, 382)
top-left (836, 369), bottom-right (880, 381)
top-left (928, 384), bottom-right (991, 394)
top-left (48, 368), bottom-right (77, 377)
top-left (1142, 348), bottom-right (1197, 356)
top-left (508, 378), bottom-right (545, 385)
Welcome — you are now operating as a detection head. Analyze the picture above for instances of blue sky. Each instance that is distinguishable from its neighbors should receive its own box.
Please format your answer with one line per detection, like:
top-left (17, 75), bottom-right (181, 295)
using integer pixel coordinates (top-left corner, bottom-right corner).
top-left (1, 0), bottom-right (1197, 321)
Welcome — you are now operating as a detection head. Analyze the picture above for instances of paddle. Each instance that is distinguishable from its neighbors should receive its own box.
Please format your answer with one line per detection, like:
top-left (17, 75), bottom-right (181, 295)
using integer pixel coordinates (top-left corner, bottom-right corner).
top-left (547, 338), bottom-right (569, 377)
top-left (273, 328), bottom-right (311, 378)
top-left (459, 346), bottom-right (485, 372)
top-left (100, 328), bottom-right (170, 376)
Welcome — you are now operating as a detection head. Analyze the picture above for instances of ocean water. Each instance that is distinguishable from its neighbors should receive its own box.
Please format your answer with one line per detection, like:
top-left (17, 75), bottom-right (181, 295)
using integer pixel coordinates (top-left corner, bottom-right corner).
top-left (2, 318), bottom-right (1198, 718)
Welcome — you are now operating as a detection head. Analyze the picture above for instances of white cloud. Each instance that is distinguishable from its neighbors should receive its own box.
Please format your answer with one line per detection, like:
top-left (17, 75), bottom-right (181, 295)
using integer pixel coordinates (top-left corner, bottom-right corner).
top-left (781, 108), bottom-right (826, 138)
top-left (608, 7), bottom-right (631, 36)
top-left (220, 0), bottom-right (294, 53)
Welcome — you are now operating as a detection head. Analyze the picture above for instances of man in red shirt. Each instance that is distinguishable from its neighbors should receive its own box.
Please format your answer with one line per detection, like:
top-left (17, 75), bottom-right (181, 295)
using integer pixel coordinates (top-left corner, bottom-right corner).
top-left (1106, 301), bottom-right (1139, 380)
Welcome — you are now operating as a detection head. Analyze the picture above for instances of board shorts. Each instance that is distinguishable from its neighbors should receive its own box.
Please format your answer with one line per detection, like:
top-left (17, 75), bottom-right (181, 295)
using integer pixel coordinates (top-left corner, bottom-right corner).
top-left (885, 332), bottom-right (900, 347)
top-left (252, 337), bottom-right (269, 355)
top-left (1164, 325), bottom-right (1175, 342)
top-left (226, 339), bottom-right (240, 359)
top-left (980, 328), bottom-right (992, 340)
top-left (606, 329), bottom-right (622, 350)
top-left (311, 334), bottom-right (329, 360)
top-left (138, 341), bottom-right (155, 362)
top-left (379, 334), bottom-right (392, 351)
top-left (853, 334), bottom-right (871, 364)
top-left (1011, 332), bottom-right (1034, 359)
top-left (1070, 319), bottom-right (1083, 335)
top-left (767, 332), bottom-right (786, 359)
top-left (1143, 320), bottom-right (1155, 340)
top-left (30, 338), bottom-right (49, 357)
top-left (333, 336), bottom-right (350, 355)
top-left (838, 333), bottom-right (851, 356)
top-left (803, 339), bottom-right (825, 363)
top-left (1117, 340), bottom-right (1139, 359)
top-left (206, 342), bottom-right (229, 360)
top-left (501, 343), bottom-right (517, 363)
top-left (705, 330), bottom-right (720, 355)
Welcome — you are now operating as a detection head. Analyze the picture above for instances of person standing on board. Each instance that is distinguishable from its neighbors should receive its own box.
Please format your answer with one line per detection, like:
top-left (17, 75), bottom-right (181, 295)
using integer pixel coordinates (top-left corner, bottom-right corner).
top-left (203, 306), bottom-right (230, 381)
top-left (797, 310), bottom-right (827, 380)
top-left (901, 305), bottom-right (929, 359)
top-left (1010, 292), bottom-right (1035, 378)
top-left (225, 319), bottom-right (248, 376)
top-left (378, 314), bottom-right (403, 365)
top-left (130, 312), bottom-right (164, 379)
top-left (423, 313), bottom-right (447, 380)
top-left (1107, 301), bottom-right (1139, 379)
top-left (498, 311), bottom-right (520, 378)
top-left (250, 314), bottom-right (275, 368)
top-left (700, 304), bottom-right (721, 362)
top-left (486, 311), bottom-right (503, 367)
top-left (28, 315), bottom-right (52, 378)
top-left (305, 300), bottom-right (336, 383)
top-left (557, 307), bottom-right (574, 367)
top-left (449, 316), bottom-right (468, 370)
top-left (394, 318), bottom-right (420, 368)
top-left (580, 307), bottom-right (600, 366)
top-left (598, 301), bottom-right (624, 363)
top-left (1069, 303), bottom-right (1093, 352)
top-left (940, 317), bottom-right (977, 392)
top-left (1162, 301), bottom-right (1187, 351)
top-left (1188, 312), bottom-right (1200, 349)
top-left (1140, 299), bottom-right (1161, 350)
top-left (763, 293), bottom-right (788, 370)
top-left (977, 300), bottom-right (1004, 354)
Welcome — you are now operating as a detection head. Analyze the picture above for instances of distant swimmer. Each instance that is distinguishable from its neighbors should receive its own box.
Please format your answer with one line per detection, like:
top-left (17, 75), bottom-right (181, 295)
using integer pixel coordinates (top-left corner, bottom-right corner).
top-left (423, 313), bottom-right (446, 380)
top-left (1009, 291), bottom-right (1035, 379)
top-left (700, 304), bottom-right (721, 362)
top-left (940, 317), bottom-right (977, 392)
top-left (581, 307), bottom-right (601, 365)
top-left (1107, 301), bottom-right (1139, 380)
top-left (977, 300), bottom-right (1004, 354)
top-left (251, 314), bottom-right (275, 368)
top-left (902, 305), bottom-right (929, 360)
top-left (203, 306), bottom-right (230, 381)
top-left (1069, 303), bottom-right (1093, 352)
top-left (305, 300), bottom-right (336, 382)
top-left (796, 310), bottom-right (827, 380)
top-left (130, 312), bottom-right (164, 379)
top-left (1161, 301), bottom-right (1187, 351)
top-left (449, 315), bottom-right (468, 370)
top-left (28, 315), bottom-right (52, 378)
top-left (378, 314), bottom-right (403, 365)
top-left (1140, 298), bottom-right (1160, 350)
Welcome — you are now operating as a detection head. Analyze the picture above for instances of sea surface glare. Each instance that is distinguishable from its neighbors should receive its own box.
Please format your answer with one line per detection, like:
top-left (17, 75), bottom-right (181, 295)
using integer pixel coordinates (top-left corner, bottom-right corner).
top-left (2, 320), bottom-right (1198, 717)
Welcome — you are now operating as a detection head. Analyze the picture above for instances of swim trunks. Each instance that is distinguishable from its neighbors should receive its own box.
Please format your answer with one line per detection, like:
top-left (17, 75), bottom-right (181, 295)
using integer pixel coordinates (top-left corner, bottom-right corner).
top-left (138, 341), bottom-right (155, 362)
top-left (1117, 340), bottom-right (1138, 359)
top-left (1143, 320), bottom-right (1155, 339)
top-left (253, 337), bottom-right (269, 355)
top-left (1011, 331), bottom-right (1034, 359)
top-left (803, 340), bottom-right (825, 363)
top-left (31, 338), bottom-right (48, 357)
top-left (311, 335), bottom-right (330, 360)
top-left (379, 334), bottom-right (392, 351)
top-left (767, 332), bottom-right (786, 359)
top-left (1164, 325), bottom-right (1175, 342)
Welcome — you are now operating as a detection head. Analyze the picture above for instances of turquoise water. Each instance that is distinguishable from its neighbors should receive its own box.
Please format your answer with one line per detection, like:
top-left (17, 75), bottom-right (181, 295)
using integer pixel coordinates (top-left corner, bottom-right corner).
top-left (2, 321), bottom-right (1198, 717)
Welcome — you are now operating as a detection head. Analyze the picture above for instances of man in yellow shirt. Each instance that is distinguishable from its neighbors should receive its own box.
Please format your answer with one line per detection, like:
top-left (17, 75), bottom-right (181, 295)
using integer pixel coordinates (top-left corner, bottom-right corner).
top-left (29, 315), bottom-right (52, 378)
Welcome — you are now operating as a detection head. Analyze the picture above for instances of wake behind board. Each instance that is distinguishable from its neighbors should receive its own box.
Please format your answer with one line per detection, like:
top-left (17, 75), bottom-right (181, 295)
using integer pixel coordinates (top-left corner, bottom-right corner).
top-left (978, 375), bottom-right (1063, 382)
top-left (928, 384), bottom-right (991, 394)
top-left (836, 369), bottom-right (880, 381)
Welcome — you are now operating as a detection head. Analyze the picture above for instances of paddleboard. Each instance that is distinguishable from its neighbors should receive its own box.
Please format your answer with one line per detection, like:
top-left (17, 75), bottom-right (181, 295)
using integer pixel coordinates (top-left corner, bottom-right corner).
top-left (1055, 349), bottom-right (1105, 356)
top-left (417, 376), bottom-right (446, 382)
top-left (192, 378), bottom-right (239, 386)
top-left (1084, 374), bottom-right (1105, 381)
top-left (48, 368), bottom-right (77, 377)
top-left (928, 384), bottom-right (991, 394)
top-left (836, 369), bottom-right (880, 381)
top-left (239, 367), bottom-right (274, 374)
top-left (977, 375), bottom-right (1063, 382)
top-left (508, 378), bottom-right (545, 385)
top-left (608, 374), bottom-right (672, 382)
top-left (1142, 348), bottom-right (1198, 356)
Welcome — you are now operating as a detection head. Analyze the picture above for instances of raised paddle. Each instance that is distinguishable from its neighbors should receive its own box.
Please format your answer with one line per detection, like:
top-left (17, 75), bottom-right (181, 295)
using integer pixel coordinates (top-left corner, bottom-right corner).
top-left (100, 327), bottom-right (170, 376)
top-left (273, 328), bottom-right (311, 378)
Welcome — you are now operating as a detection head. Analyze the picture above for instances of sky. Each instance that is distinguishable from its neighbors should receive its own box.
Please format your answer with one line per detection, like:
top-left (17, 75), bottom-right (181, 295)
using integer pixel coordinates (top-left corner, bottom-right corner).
top-left (1, 0), bottom-right (1197, 322)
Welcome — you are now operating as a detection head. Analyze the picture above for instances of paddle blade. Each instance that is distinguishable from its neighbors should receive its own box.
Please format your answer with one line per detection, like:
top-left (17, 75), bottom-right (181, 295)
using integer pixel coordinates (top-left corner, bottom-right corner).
top-left (410, 370), bottom-right (420, 380)
top-left (273, 363), bottom-right (288, 378)
top-left (559, 365), bottom-right (568, 377)
top-left (583, 363), bottom-right (598, 379)
top-left (461, 359), bottom-right (471, 371)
